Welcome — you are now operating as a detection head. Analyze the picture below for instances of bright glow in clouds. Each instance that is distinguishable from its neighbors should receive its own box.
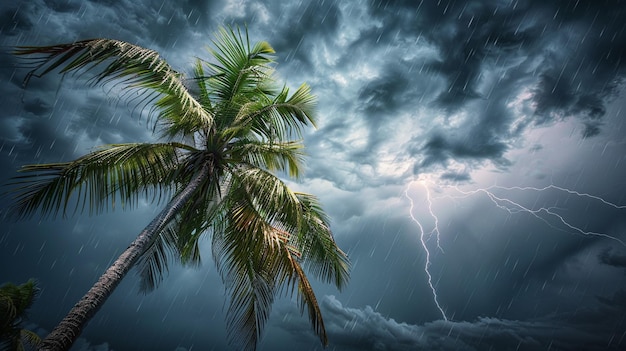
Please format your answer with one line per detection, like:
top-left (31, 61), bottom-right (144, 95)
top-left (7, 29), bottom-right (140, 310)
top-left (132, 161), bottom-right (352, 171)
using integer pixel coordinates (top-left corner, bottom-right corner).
top-left (405, 179), bottom-right (626, 322)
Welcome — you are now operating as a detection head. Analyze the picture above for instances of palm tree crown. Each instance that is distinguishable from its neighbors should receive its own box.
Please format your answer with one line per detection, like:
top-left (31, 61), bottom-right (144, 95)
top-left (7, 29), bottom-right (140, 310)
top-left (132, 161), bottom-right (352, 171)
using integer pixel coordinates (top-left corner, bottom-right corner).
top-left (7, 26), bottom-right (349, 350)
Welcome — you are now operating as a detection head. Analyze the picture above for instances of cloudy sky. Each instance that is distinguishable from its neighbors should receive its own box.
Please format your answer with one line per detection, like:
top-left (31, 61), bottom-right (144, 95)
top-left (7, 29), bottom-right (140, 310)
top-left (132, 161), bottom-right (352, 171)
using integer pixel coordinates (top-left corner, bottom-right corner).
top-left (1, 0), bottom-right (626, 350)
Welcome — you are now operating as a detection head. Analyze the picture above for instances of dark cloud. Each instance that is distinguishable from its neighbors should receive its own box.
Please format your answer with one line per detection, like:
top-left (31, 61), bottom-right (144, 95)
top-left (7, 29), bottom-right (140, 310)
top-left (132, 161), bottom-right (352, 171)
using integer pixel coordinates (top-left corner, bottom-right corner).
top-left (0, 6), bottom-right (32, 36)
top-left (439, 171), bottom-right (471, 182)
top-left (599, 248), bottom-right (626, 268)
top-left (269, 1), bottom-right (341, 69)
top-left (22, 97), bottom-right (52, 116)
top-left (359, 68), bottom-right (410, 115)
top-left (362, 0), bottom-right (626, 173)
top-left (597, 289), bottom-right (626, 309)
top-left (277, 295), bottom-right (624, 351)
top-left (352, 66), bottom-right (413, 162)
top-left (220, 0), bottom-right (342, 73)
top-left (413, 130), bottom-right (510, 176)
top-left (43, 0), bottom-right (82, 13)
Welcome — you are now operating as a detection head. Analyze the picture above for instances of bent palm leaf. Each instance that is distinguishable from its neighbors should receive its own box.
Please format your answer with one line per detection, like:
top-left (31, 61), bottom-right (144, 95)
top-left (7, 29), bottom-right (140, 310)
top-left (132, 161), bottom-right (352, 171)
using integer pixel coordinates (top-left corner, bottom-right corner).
top-left (15, 39), bottom-right (212, 137)
top-left (7, 142), bottom-right (189, 219)
top-left (210, 165), bottom-right (349, 348)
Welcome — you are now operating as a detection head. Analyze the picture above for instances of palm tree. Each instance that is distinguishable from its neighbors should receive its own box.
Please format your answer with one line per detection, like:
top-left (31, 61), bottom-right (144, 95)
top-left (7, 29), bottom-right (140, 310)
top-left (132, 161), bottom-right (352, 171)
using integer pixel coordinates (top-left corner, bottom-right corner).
top-left (6, 26), bottom-right (350, 351)
top-left (0, 279), bottom-right (42, 351)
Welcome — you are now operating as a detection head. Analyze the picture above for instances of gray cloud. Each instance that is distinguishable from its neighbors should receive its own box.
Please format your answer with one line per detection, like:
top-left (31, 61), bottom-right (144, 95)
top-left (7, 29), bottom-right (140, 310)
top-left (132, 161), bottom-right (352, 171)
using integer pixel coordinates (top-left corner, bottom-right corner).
top-left (276, 294), bottom-right (624, 351)
top-left (596, 289), bottom-right (626, 311)
top-left (359, 0), bottom-right (626, 177)
top-left (266, 1), bottom-right (341, 70)
top-left (0, 6), bottom-right (32, 36)
top-left (439, 171), bottom-right (471, 182)
top-left (599, 248), bottom-right (626, 269)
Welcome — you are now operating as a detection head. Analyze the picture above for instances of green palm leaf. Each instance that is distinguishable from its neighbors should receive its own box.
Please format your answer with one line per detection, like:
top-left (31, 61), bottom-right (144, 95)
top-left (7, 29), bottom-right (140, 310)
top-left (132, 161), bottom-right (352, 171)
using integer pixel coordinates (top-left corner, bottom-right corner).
top-left (294, 193), bottom-right (350, 289)
top-left (15, 39), bottom-right (213, 136)
top-left (19, 329), bottom-right (42, 350)
top-left (227, 138), bottom-right (305, 178)
top-left (6, 143), bottom-right (188, 219)
top-left (211, 205), bottom-right (285, 350)
top-left (207, 26), bottom-right (275, 104)
top-left (228, 166), bottom-right (301, 231)
top-left (285, 251), bottom-right (327, 346)
top-left (135, 226), bottom-right (179, 293)
top-left (0, 280), bottom-right (41, 351)
top-left (210, 166), bottom-right (349, 350)
top-left (229, 83), bottom-right (317, 142)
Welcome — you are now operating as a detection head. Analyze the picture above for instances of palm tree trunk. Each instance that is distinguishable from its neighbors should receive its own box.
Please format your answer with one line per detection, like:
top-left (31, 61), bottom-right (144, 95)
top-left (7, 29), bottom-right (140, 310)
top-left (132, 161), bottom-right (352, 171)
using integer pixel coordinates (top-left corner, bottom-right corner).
top-left (39, 162), bottom-right (211, 351)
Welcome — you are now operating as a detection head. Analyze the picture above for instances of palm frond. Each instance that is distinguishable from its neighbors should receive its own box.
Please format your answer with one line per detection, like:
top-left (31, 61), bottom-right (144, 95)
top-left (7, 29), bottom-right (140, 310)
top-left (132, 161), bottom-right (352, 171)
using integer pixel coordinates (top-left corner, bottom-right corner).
top-left (225, 167), bottom-right (349, 292)
top-left (231, 83), bottom-right (317, 142)
top-left (0, 280), bottom-right (40, 351)
top-left (285, 252), bottom-right (327, 346)
top-left (135, 227), bottom-right (179, 293)
top-left (207, 26), bottom-right (275, 105)
top-left (20, 329), bottom-right (42, 349)
top-left (212, 164), bottom-right (344, 350)
top-left (228, 138), bottom-right (306, 179)
top-left (223, 253), bottom-right (276, 351)
top-left (293, 193), bottom-right (350, 290)
top-left (227, 166), bottom-right (302, 233)
top-left (0, 280), bottom-right (39, 319)
top-left (209, 173), bottom-right (294, 350)
top-left (15, 39), bottom-right (213, 136)
top-left (163, 183), bottom-right (224, 266)
top-left (5, 143), bottom-right (188, 219)
top-left (212, 213), bottom-right (289, 351)
top-left (136, 150), bottom-right (228, 292)
top-left (221, 165), bottom-right (349, 289)
top-left (192, 58), bottom-right (213, 112)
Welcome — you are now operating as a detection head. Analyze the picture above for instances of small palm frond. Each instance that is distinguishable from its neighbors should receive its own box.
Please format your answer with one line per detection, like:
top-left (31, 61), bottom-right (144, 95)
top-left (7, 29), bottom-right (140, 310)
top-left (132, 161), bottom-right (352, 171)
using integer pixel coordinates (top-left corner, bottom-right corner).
top-left (228, 166), bottom-right (302, 235)
top-left (231, 83), bottom-right (317, 142)
top-left (207, 26), bottom-right (275, 105)
top-left (136, 150), bottom-right (227, 292)
top-left (224, 253), bottom-right (277, 351)
top-left (0, 280), bottom-right (39, 320)
top-left (15, 39), bottom-right (213, 136)
top-left (192, 58), bottom-right (213, 112)
top-left (19, 329), bottom-right (42, 349)
top-left (164, 185), bottom-right (224, 266)
top-left (285, 251), bottom-right (327, 346)
top-left (211, 211), bottom-right (286, 351)
top-left (135, 227), bottom-right (179, 293)
top-left (228, 138), bottom-right (306, 180)
top-left (0, 294), bottom-right (17, 325)
top-left (135, 151), bottom-right (229, 293)
top-left (0, 280), bottom-right (40, 351)
top-left (213, 165), bottom-right (341, 350)
top-left (5, 143), bottom-right (188, 219)
top-left (294, 193), bottom-right (350, 290)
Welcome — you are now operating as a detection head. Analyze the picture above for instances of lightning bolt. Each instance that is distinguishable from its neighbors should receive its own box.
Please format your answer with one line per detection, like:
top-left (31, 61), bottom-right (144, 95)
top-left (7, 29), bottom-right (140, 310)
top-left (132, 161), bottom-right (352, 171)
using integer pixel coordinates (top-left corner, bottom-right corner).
top-left (404, 180), bottom-right (626, 322)
top-left (405, 180), bottom-right (448, 321)
top-left (491, 185), bottom-right (626, 209)
top-left (442, 185), bottom-right (626, 247)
